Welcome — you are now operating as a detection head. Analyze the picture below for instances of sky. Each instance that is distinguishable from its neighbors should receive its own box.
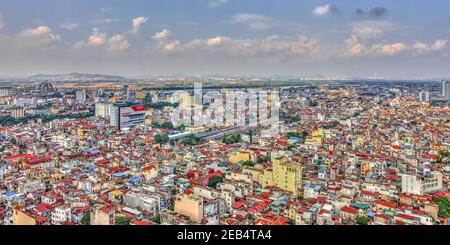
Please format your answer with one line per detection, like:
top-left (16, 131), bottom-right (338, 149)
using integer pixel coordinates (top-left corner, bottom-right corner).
top-left (0, 0), bottom-right (450, 78)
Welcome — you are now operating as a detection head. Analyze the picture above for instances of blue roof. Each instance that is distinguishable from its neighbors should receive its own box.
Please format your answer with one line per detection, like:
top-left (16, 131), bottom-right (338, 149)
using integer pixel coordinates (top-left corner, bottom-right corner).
top-left (128, 176), bottom-right (142, 182)
top-left (6, 192), bottom-right (16, 197)
top-left (112, 172), bottom-right (127, 178)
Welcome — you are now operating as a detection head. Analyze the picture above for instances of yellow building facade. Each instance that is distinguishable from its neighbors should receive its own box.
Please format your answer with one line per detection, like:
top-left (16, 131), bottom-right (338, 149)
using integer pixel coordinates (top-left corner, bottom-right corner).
top-left (229, 151), bottom-right (252, 164)
top-left (174, 194), bottom-right (203, 223)
top-left (259, 157), bottom-right (302, 195)
top-left (13, 209), bottom-right (36, 225)
top-left (242, 166), bottom-right (264, 182)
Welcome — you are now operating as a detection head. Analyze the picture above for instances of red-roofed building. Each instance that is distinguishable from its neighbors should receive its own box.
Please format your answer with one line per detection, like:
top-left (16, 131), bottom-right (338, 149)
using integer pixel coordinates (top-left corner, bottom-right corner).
top-left (395, 213), bottom-right (418, 225)
top-left (360, 190), bottom-right (380, 201)
top-left (131, 220), bottom-right (152, 225)
top-left (374, 213), bottom-right (391, 225)
top-left (374, 200), bottom-right (396, 211)
top-left (254, 215), bottom-right (287, 225)
top-left (340, 206), bottom-right (358, 222)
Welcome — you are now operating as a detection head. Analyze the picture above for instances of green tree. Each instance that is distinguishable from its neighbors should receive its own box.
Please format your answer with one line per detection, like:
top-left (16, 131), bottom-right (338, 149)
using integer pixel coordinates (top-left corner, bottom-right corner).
top-left (208, 176), bottom-right (224, 188)
top-left (182, 136), bottom-right (201, 146)
top-left (258, 156), bottom-right (271, 163)
top-left (309, 101), bottom-right (318, 107)
top-left (176, 124), bottom-right (186, 131)
top-left (152, 122), bottom-right (161, 128)
top-left (437, 151), bottom-right (450, 164)
top-left (154, 134), bottom-right (169, 145)
top-left (151, 214), bottom-right (161, 224)
top-left (285, 144), bottom-right (296, 150)
top-left (301, 131), bottom-right (308, 138)
top-left (115, 216), bottom-right (132, 225)
top-left (242, 160), bottom-right (255, 167)
top-left (223, 134), bottom-right (241, 144)
top-left (433, 197), bottom-right (450, 218)
top-left (356, 215), bottom-right (370, 225)
top-left (161, 121), bottom-right (174, 129)
top-left (291, 116), bottom-right (299, 122)
top-left (81, 213), bottom-right (90, 225)
top-left (287, 132), bottom-right (298, 138)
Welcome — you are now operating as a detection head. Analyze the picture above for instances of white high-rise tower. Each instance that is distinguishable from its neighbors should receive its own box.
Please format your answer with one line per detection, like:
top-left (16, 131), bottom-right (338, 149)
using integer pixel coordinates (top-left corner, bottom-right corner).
top-left (443, 80), bottom-right (450, 100)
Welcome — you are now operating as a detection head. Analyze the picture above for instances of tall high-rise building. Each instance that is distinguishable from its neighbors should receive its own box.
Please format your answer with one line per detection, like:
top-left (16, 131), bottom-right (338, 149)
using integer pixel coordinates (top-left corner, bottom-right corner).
top-left (443, 80), bottom-right (450, 100)
top-left (75, 90), bottom-right (87, 104)
top-left (0, 87), bottom-right (12, 97)
top-left (419, 90), bottom-right (430, 102)
top-left (123, 85), bottom-right (130, 101)
top-left (95, 103), bottom-right (112, 118)
top-left (110, 102), bottom-right (145, 130)
top-left (10, 107), bottom-right (25, 118)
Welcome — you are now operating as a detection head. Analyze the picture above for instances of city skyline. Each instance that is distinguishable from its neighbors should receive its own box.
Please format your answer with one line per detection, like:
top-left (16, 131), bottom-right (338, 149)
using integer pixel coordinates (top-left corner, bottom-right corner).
top-left (1, 0), bottom-right (450, 78)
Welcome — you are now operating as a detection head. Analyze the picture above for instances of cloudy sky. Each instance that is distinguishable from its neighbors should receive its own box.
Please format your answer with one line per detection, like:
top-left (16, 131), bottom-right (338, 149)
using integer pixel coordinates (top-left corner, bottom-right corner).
top-left (0, 0), bottom-right (450, 78)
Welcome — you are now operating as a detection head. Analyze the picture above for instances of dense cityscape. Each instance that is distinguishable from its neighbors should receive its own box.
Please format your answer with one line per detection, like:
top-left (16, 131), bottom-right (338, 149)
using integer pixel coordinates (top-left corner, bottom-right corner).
top-left (1, 1), bottom-right (450, 233)
top-left (0, 78), bottom-right (449, 225)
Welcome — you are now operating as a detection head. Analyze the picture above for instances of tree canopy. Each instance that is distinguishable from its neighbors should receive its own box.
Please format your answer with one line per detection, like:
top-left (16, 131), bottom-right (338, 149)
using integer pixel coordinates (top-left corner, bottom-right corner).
top-left (154, 134), bottom-right (169, 145)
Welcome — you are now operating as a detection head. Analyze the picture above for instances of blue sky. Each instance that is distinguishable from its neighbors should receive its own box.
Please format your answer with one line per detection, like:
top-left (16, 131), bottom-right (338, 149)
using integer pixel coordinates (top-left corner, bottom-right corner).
top-left (0, 0), bottom-right (450, 78)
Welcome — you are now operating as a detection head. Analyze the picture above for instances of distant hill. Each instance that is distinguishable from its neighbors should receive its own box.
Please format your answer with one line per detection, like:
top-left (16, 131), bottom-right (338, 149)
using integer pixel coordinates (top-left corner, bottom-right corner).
top-left (28, 73), bottom-right (127, 81)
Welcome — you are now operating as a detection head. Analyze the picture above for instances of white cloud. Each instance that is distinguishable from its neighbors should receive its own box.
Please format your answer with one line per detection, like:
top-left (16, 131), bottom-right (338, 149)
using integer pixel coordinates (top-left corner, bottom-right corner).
top-left (87, 28), bottom-right (107, 46)
top-left (206, 36), bottom-right (231, 47)
top-left (372, 43), bottom-right (407, 56)
top-left (75, 28), bottom-right (129, 51)
top-left (60, 22), bottom-right (79, 31)
top-left (350, 21), bottom-right (395, 40)
top-left (313, 4), bottom-right (337, 16)
top-left (131, 16), bottom-right (148, 34)
top-left (352, 26), bottom-right (383, 40)
top-left (0, 25), bottom-right (61, 49)
top-left (344, 35), bottom-right (408, 57)
top-left (413, 39), bottom-right (447, 54)
top-left (228, 13), bottom-right (276, 30)
top-left (209, 0), bottom-right (229, 8)
top-left (153, 29), bottom-right (171, 41)
top-left (108, 34), bottom-right (130, 51)
top-left (413, 41), bottom-right (429, 53)
top-left (345, 37), bottom-right (448, 57)
top-left (344, 35), bottom-right (366, 56)
top-left (163, 40), bottom-right (181, 52)
top-left (342, 21), bottom-right (433, 57)
top-left (18, 26), bottom-right (60, 45)
top-left (431, 39), bottom-right (447, 51)
top-left (182, 34), bottom-right (318, 57)
top-left (152, 29), bottom-right (181, 52)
